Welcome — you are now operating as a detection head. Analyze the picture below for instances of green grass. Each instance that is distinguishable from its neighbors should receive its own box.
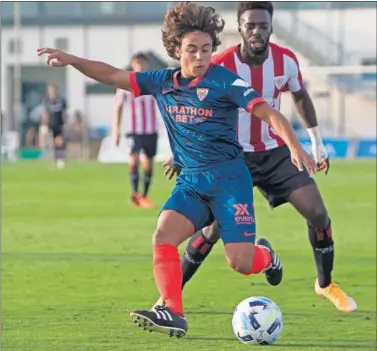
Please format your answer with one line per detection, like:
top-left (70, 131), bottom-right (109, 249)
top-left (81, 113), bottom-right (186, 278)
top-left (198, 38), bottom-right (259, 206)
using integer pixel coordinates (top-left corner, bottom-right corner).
top-left (2, 160), bottom-right (376, 351)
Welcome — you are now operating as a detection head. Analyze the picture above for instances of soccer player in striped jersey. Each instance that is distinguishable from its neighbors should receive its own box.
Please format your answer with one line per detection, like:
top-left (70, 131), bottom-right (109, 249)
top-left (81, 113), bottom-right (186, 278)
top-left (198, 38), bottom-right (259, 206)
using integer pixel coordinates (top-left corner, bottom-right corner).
top-left (170, 1), bottom-right (357, 313)
top-left (113, 53), bottom-right (159, 208)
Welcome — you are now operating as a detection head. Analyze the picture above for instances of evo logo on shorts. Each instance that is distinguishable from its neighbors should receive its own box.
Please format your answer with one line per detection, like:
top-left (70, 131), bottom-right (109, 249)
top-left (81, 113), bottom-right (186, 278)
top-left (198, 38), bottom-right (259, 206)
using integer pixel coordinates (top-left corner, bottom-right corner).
top-left (233, 204), bottom-right (255, 225)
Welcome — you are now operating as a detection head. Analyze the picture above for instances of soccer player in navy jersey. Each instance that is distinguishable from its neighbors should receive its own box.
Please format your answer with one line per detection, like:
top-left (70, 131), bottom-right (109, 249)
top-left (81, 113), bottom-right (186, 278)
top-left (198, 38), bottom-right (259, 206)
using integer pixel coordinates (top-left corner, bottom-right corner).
top-left (37, 2), bottom-right (316, 338)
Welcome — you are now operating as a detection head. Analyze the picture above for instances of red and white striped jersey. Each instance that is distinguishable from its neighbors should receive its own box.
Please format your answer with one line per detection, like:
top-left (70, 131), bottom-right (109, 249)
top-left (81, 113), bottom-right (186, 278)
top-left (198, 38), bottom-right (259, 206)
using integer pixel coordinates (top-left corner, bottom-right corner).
top-left (211, 43), bottom-right (304, 152)
top-left (116, 89), bottom-right (159, 135)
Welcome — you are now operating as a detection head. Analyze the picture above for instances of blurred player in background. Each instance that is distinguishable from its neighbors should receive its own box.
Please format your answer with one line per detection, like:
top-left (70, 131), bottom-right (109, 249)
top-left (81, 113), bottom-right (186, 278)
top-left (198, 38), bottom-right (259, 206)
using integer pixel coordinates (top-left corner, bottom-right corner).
top-left (42, 84), bottom-right (67, 169)
top-left (168, 1), bottom-right (357, 313)
top-left (113, 53), bottom-right (158, 209)
top-left (38, 1), bottom-right (316, 337)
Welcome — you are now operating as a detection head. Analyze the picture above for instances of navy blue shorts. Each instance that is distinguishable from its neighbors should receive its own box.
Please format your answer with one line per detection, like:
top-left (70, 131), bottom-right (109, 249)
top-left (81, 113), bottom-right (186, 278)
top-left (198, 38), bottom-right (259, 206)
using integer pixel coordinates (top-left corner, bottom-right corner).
top-left (161, 158), bottom-right (256, 244)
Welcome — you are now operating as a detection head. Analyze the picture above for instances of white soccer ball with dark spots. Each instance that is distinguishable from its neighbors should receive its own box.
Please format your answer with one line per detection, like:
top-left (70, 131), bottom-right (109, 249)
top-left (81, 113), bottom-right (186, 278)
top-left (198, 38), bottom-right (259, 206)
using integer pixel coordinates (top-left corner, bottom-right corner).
top-left (232, 296), bottom-right (283, 345)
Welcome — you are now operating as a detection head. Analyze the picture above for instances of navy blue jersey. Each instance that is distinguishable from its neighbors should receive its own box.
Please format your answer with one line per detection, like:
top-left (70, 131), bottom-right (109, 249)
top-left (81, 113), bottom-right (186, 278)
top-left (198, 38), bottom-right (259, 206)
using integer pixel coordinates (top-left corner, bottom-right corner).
top-left (129, 64), bottom-right (265, 169)
top-left (45, 97), bottom-right (67, 127)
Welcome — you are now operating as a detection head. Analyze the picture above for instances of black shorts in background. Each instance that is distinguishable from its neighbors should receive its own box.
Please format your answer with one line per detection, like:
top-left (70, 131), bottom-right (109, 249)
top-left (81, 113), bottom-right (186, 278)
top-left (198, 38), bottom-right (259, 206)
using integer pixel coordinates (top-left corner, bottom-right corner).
top-left (126, 133), bottom-right (158, 159)
top-left (49, 124), bottom-right (64, 138)
top-left (244, 145), bottom-right (315, 208)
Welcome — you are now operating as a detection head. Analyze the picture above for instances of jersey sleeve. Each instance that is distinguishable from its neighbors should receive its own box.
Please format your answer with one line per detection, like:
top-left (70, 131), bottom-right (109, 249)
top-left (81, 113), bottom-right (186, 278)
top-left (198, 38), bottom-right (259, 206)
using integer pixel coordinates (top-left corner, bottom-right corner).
top-left (284, 51), bottom-right (304, 93)
top-left (210, 52), bottom-right (224, 65)
top-left (129, 70), bottom-right (166, 97)
top-left (226, 77), bottom-right (266, 114)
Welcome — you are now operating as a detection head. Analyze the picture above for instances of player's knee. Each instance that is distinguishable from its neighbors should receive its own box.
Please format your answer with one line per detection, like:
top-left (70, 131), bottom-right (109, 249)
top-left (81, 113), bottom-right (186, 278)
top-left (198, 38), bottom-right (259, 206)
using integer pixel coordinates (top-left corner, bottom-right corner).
top-left (55, 136), bottom-right (64, 146)
top-left (129, 158), bottom-right (139, 170)
top-left (143, 159), bottom-right (153, 173)
top-left (227, 256), bottom-right (254, 275)
top-left (153, 210), bottom-right (195, 247)
top-left (202, 222), bottom-right (220, 243)
top-left (308, 205), bottom-right (329, 229)
top-left (153, 228), bottom-right (177, 246)
top-left (225, 244), bottom-right (254, 275)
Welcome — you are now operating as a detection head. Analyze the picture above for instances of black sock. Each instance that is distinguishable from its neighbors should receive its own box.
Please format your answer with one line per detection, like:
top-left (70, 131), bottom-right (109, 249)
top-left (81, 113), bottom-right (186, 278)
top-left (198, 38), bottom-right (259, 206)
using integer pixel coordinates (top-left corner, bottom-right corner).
top-left (308, 219), bottom-right (334, 288)
top-left (181, 230), bottom-right (216, 289)
top-left (54, 144), bottom-right (66, 160)
top-left (143, 170), bottom-right (152, 197)
top-left (129, 165), bottom-right (139, 194)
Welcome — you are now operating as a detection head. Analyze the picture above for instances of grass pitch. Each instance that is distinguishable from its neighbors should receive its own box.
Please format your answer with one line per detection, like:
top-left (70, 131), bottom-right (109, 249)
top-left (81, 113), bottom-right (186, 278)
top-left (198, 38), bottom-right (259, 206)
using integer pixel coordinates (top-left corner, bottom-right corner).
top-left (2, 160), bottom-right (376, 350)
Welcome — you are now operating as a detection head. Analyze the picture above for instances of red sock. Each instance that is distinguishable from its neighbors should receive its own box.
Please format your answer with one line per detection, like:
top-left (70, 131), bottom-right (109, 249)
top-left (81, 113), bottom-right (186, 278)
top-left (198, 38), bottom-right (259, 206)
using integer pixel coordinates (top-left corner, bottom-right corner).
top-left (153, 244), bottom-right (183, 315)
top-left (243, 245), bottom-right (272, 275)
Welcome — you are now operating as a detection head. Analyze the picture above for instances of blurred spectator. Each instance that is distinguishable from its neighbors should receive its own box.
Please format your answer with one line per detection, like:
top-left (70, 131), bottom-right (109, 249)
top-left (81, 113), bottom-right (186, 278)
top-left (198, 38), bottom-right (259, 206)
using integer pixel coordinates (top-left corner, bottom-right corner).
top-left (66, 110), bottom-right (85, 142)
top-left (25, 96), bottom-right (45, 148)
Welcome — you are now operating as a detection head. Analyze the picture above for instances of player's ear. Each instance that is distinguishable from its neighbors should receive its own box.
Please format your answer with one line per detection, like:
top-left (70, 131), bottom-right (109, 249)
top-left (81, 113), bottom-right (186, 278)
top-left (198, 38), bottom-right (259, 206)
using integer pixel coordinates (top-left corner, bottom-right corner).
top-left (238, 25), bottom-right (241, 34)
top-left (175, 47), bottom-right (181, 59)
top-left (270, 25), bottom-right (274, 35)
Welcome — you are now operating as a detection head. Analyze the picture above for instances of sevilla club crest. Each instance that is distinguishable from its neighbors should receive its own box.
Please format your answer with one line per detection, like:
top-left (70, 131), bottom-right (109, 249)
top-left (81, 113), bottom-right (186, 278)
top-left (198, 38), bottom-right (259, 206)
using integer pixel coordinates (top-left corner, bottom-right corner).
top-left (197, 88), bottom-right (209, 101)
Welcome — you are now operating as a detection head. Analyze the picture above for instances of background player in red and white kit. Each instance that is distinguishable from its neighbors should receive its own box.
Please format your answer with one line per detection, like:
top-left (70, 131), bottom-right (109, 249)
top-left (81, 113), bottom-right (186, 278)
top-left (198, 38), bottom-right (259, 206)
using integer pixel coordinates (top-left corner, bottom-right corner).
top-left (165, 1), bottom-right (357, 313)
top-left (113, 53), bottom-right (159, 209)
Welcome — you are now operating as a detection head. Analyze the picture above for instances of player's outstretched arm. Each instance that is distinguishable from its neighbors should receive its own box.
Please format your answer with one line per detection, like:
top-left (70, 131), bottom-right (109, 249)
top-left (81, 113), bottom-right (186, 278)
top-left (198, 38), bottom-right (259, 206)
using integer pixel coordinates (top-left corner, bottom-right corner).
top-left (285, 48), bottom-right (329, 174)
top-left (292, 89), bottom-right (329, 174)
top-left (253, 102), bottom-right (317, 174)
top-left (113, 90), bottom-right (125, 146)
top-left (37, 48), bottom-right (132, 91)
top-left (225, 72), bottom-right (316, 174)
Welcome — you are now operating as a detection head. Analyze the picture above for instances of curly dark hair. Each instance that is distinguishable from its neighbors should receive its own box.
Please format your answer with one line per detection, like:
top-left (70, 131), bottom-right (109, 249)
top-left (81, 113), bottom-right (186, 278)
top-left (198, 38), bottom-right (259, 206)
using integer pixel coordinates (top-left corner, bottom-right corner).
top-left (237, 2), bottom-right (274, 24)
top-left (162, 2), bottom-right (225, 60)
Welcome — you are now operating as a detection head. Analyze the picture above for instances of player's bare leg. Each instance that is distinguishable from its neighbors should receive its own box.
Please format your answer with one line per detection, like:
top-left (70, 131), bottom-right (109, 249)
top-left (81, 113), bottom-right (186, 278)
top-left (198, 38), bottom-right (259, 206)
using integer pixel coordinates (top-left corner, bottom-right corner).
top-left (288, 184), bottom-right (357, 312)
top-left (130, 210), bottom-right (190, 337)
top-left (25, 128), bottom-right (37, 148)
top-left (224, 240), bottom-right (282, 286)
top-left (129, 153), bottom-right (141, 207)
top-left (179, 222), bottom-right (283, 288)
top-left (154, 225), bottom-right (283, 310)
top-left (139, 154), bottom-right (154, 209)
top-left (54, 135), bottom-right (66, 169)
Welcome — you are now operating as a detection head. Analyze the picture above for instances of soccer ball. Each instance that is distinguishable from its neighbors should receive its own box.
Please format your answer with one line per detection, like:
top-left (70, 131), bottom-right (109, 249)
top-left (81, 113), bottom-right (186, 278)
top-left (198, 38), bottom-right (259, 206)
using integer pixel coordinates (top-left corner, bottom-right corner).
top-left (232, 296), bottom-right (283, 345)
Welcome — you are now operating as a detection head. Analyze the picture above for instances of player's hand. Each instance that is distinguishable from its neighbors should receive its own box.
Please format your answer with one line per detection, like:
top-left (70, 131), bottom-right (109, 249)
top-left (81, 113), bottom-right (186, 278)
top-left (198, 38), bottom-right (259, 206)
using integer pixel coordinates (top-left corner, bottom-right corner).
top-left (162, 157), bottom-right (180, 180)
top-left (37, 47), bottom-right (77, 67)
top-left (311, 142), bottom-right (330, 174)
top-left (290, 147), bottom-right (317, 175)
top-left (317, 157), bottom-right (330, 174)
